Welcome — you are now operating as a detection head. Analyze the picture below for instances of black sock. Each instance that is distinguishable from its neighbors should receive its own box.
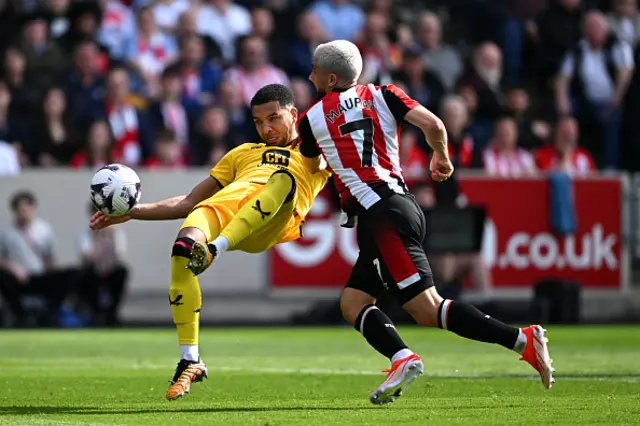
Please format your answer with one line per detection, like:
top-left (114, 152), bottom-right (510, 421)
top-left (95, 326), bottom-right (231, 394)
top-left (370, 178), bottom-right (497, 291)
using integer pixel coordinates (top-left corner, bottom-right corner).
top-left (438, 300), bottom-right (519, 350)
top-left (354, 305), bottom-right (408, 359)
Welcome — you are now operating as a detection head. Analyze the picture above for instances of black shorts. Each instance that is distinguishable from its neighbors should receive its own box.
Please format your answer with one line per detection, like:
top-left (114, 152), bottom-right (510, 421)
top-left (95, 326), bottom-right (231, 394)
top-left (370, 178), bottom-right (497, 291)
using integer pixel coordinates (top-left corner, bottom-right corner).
top-left (345, 193), bottom-right (434, 305)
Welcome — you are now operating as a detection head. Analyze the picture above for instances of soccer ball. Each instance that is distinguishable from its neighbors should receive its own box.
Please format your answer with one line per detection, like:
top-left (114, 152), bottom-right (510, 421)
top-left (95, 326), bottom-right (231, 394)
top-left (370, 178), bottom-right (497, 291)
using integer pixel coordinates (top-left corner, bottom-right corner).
top-left (90, 164), bottom-right (142, 217)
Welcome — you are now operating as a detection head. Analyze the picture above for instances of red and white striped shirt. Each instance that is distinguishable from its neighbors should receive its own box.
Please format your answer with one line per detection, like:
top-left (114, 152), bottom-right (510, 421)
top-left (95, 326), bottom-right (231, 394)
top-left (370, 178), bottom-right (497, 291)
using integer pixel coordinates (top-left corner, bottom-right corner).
top-left (534, 145), bottom-right (595, 176)
top-left (482, 147), bottom-right (537, 177)
top-left (299, 84), bottom-right (419, 214)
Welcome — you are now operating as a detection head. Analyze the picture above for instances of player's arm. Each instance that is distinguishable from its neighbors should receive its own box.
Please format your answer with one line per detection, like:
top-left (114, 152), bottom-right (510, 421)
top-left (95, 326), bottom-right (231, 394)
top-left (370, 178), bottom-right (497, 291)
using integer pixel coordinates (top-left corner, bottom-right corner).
top-left (404, 106), bottom-right (448, 157)
top-left (130, 177), bottom-right (221, 220)
top-left (297, 113), bottom-right (327, 173)
top-left (382, 84), bottom-right (452, 181)
top-left (382, 84), bottom-right (448, 157)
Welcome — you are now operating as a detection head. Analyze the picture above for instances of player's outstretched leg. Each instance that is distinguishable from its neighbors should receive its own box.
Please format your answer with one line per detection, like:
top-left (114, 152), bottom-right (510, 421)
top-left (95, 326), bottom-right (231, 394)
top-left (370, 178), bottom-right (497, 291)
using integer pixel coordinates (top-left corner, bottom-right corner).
top-left (166, 228), bottom-right (208, 400)
top-left (186, 170), bottom-right (295, 276)
top-left (404, 289), bottom-right (555, 389)
top-left (341, 288), bottom-right (424, 405)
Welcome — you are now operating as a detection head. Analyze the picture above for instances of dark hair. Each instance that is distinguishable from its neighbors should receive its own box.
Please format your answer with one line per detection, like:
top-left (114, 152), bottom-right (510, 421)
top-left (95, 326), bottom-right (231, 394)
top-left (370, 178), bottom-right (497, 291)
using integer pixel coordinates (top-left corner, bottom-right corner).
top-left (250, 84), bottom-right (294, 108)
top-left (156, 126), bottom-right (177, 142)
top-left (161, 63), bottom-right (181, 80)
top-left (10, 191), bottom-right (36, 211)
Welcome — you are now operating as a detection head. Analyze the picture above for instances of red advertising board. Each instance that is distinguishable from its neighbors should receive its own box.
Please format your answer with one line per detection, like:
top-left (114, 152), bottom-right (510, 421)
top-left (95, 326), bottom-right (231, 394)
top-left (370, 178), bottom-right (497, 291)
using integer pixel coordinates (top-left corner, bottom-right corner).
top-left (269, 176), bottom-right (623, 289)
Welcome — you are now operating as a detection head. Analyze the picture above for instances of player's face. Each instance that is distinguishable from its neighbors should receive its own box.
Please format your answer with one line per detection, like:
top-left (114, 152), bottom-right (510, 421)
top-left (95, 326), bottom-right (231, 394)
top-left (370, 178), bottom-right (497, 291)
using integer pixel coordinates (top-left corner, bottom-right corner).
top-left (309, 61), bottom-right (337, 98)
top-left (252, 101), bottom-right (298, 146)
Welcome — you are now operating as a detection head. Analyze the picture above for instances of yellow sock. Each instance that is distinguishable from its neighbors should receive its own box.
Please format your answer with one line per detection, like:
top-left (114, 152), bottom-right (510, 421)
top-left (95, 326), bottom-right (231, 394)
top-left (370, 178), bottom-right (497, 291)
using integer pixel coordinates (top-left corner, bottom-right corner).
top-left (220, 172), bottom-right (294, 248)
top-left (169, 256), bottom-right (202, 346)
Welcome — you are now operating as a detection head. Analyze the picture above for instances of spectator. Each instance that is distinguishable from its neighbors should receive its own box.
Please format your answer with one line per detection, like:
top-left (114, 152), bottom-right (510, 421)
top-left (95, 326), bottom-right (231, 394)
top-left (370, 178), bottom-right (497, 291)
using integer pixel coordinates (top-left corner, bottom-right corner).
top-left (29, 87), bottom-right (79, 167)
top-left (56, 1), bottom-right (107, 58)
top-left (70, 119), bottom-right (114, 169)
top-left (0, 141), bottom-right (20, 175)
top-left (152, 0), bottom-right (190, 35)
top-left (2, 47), bottom-right (33, 117)
top-left (64, 40), bottom-right (106, 133)
top-left (148, 65), bottom-right (191, 146)
top-left (144, 127), bottom-right (187, 168)
top-left (607, 0), bottom-right (640, 48)
top-left (308, 0), bottom-right (365, 42)
top-left (190, 106), bottom-right (233, 166)
top-left (195, 0), bottom-right (252, 63)
top-left (416, 12), bottom-right (463, 90)
top-left (290, 77), bottom-right (313, 112)
top-left (392, 45), bottom-right (445, 113)
top-left (0, 1), bottom-right (20, 54)
top-left (456, 42), bottom-right (505, 149)
top-left (287, 11), bottom-right (328, 78)
top-left (20, 11), bottom-right (66, 95)
top-left (440, 94), bottom-right (476, 169)
top-left (504, 85), bottom-right (551, 150)
top-left (399, 129), bottom-right (428, 181)
top-left (102, 68), bottom-right (153, 166)
top-left (357, 11), bottom-right (402, 85)
top-left (124, 6), bottom-right (178, 97)
top-left (176, 9), bottom-right (222, 64)
top-left (555, 10), bottom-right (634, 169)
top-left (0, 191), bottom-right (76, 327)
top-left (483, 116), bottom-right (537, 176)
top-left (45, 0), bottom-right (71, 39)
top-left (170, 34), bottom-right (223, 112)
top-left (215, 80), bottom-right (255, 144)
top-left (223, 35), bottom-right (289, 107)
top-left (78, 203), bottom-right (128, 326)
top-left (533, 0), bottom-right (583, 83)
top-left (251, 7), bottom-right (287, 70)
top-left (0, 80), bottom-right (27, 157)
top-left (97, 0), bottom-right (136, 61)
top-left (367, 0), bottom-right (401, 42)
top-left (535, 116), bottom-right (596, 175)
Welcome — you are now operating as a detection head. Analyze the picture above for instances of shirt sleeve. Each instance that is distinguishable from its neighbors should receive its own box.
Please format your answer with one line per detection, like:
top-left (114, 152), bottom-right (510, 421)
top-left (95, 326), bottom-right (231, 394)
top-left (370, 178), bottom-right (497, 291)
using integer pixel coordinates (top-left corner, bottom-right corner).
top-left (380, 84), bottom-right (420, 123)
top-left (612, 40), bottom-right (635, 70)
top-left (78, 231), bottom-right (92, 257)
top-left (298, 114), bottom-right (321, 158)
top-left (559, 53), bottom-right (575, 77)
top-left (209, 148), bottom-right (237, 187)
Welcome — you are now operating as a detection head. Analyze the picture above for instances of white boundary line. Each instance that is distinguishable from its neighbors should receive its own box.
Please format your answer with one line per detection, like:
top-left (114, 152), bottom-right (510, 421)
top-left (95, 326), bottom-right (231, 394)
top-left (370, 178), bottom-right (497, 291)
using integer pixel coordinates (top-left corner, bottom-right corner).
top-left (5, 364), bottom-right (640, 383)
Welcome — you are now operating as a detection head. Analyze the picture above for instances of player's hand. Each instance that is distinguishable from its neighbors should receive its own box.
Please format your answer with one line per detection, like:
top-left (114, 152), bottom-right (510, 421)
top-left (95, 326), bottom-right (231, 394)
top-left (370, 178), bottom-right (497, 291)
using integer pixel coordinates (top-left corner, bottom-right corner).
top-left (7, 262), bottom-right (28, 284)
top-left (89, 211), bottom-right (131, 230)
top-left (430, 152), bottom-right (454, 182)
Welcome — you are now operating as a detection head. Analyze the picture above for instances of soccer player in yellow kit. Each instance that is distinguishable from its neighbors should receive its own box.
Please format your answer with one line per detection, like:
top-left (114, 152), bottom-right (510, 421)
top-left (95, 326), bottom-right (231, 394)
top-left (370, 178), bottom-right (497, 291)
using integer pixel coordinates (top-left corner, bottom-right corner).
top-left (90, 84), bottom-right (330, 400)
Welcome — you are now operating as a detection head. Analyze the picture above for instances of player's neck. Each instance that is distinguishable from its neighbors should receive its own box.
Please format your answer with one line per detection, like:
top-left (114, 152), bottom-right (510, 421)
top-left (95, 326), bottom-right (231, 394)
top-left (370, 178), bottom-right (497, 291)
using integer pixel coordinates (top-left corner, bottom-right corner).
top-left (330, 84), bottom-right (356, 93)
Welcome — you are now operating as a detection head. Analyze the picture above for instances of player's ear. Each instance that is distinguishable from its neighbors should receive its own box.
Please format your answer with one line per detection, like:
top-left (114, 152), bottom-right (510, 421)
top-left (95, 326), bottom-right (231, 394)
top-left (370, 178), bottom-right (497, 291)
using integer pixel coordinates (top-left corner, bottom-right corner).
top-left (328, 73), bottom-right (338, 88)
top-left (290, 106), bottom-right (298, 122)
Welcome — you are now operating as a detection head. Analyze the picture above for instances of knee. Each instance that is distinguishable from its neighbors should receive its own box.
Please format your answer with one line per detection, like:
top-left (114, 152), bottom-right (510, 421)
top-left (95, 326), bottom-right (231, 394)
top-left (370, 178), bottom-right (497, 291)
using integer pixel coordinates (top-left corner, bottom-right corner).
top-left (340, 289), bottom-right (376, 326)
top-left (172, 227), bottom-right (207, 259)
top-left (269, 170), bottom-right (296, 203)
top-left (403, 288), bottom-right (443, 328)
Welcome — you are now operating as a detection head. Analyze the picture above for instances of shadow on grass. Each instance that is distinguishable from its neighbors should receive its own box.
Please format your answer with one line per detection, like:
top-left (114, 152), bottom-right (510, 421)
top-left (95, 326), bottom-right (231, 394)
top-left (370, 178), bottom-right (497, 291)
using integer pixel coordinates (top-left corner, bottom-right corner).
top-left (0, 406), bottom-right (381, 415)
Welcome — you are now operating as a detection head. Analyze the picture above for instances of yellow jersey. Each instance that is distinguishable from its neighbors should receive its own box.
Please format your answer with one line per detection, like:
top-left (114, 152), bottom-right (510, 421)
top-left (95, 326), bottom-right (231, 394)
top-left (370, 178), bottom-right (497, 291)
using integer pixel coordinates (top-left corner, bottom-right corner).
top-left (209, 142), bottom-right (331, 220)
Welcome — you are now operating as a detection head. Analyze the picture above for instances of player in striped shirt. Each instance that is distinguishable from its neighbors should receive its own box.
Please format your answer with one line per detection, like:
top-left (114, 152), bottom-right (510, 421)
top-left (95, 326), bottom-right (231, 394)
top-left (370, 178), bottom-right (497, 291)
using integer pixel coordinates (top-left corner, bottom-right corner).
top-left (298, 40), bottom-right (555, 404)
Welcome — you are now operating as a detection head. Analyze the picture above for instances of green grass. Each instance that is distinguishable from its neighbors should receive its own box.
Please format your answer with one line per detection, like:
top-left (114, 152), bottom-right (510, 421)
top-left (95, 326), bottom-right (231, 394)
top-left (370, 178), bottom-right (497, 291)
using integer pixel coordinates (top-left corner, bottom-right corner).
top-left (1, 326), bottom-right (639, 425)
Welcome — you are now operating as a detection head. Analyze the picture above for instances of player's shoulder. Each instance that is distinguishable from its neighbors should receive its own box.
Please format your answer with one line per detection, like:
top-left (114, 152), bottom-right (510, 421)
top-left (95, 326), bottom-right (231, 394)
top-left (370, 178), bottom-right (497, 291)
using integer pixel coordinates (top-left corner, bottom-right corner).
top-left (229, 142), bottom-right (266, 154)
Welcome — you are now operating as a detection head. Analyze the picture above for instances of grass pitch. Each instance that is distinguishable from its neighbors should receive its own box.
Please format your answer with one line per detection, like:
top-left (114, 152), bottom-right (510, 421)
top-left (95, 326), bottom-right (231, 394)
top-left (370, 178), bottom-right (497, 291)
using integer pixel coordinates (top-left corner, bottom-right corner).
top-left (0, 326), bottom-right (639, 425)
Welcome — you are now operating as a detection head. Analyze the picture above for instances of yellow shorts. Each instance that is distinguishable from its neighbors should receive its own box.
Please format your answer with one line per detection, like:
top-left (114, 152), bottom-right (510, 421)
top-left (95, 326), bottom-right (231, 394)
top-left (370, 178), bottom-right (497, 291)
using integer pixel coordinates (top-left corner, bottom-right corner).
top-left (180, 182), bottom-right (302, 253)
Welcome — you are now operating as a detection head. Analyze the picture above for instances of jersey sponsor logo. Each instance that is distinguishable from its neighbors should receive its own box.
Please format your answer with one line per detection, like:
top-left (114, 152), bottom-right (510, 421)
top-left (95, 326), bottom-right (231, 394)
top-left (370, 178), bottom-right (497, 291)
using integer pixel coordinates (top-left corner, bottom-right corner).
top-left (261, 149), bottom-right (290, 167)
top-left (325, 97), bottom-right (374, 123)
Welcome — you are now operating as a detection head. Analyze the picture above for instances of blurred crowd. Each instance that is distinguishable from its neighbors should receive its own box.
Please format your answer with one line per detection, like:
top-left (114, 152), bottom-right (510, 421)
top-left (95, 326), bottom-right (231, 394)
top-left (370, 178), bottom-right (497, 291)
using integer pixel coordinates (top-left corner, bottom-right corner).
top-left (0, 0), bottom-right (638, 178)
